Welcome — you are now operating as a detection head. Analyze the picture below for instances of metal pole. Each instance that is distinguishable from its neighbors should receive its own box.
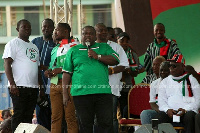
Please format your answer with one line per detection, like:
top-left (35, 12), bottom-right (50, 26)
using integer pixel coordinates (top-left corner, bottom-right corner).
top-left (55, 0), bottom-right (58, 24)
top-left (43, 0), bottom-right (46, 18)
top-left (64, 0), bottom-right (68, 23)
top-left (6, 6), bottom-right (11, 37)
top-left (77, 4), bottom-right (81, 36)
top-left (50, 0), bottom-right (53, 19)
top-left (69, 0), bottom-right (73, 35)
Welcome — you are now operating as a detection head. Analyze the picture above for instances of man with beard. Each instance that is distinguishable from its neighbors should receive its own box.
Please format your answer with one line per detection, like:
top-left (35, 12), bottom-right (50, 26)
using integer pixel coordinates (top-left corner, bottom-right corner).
top-left (155, 54), bottom-right (200, 133)
top-left (32, 18), bottom-right (56, 131)
top-left (144, 23), bottom-right (181, 75)
top-left (3, 19), bottom-right (39, 132)
top-left (44, 23), bottom-right (79, 133)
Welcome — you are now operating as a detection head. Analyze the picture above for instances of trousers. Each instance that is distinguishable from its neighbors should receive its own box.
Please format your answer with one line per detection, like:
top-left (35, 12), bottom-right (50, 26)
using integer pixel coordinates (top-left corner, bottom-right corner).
top-left (50, 81), bottom-right (78, 133)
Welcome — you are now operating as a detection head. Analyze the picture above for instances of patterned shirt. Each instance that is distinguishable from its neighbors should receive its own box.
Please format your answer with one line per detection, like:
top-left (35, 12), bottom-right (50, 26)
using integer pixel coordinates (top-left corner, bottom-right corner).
top-left (144, 37), bottom-right (181, 75)
top-left (142, 73), bottom-right (158, 84)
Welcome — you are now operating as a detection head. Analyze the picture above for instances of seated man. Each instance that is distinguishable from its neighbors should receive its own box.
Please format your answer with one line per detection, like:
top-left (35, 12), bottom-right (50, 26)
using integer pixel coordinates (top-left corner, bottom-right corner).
top-left (142, 56), bottom-right (166, 84)
top-left (140, 61), bottom-right (170, 124)
top-left (155, 54), bottom-right (200, 133)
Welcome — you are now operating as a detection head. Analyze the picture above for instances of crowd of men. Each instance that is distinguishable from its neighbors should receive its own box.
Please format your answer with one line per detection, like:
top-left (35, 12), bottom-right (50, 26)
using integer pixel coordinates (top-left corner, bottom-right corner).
top-left (1, 18), bottom-right (200, 133)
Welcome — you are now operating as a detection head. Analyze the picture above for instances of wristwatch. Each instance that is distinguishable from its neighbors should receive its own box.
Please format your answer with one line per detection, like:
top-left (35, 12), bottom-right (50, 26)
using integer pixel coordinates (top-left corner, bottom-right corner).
top-left (97, 54), bottom-right (102, 60)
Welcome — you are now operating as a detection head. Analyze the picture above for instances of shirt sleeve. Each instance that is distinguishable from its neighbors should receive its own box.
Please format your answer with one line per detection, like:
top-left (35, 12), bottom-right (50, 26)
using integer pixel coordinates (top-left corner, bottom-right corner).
top-left (117, 45), bottom-right (129, 67)
top-left (2, 41), bottom-right (17, 60)
top-left (158, 79), bottom-right (170, 113)
top-left (183, 75), bottom-right (200, 112)
top-left (149, 80), bottom-right (157, 103)
top-left (48, 46), bottom-right (58, 70)
top-left (104, 44), bottom-right (120, 63)
top-left (62, 48), bottom-right (74, 74)
top-left (168, 40), bottom-right (182, 59)
top-left (144, 44), bottom-right (151, 73)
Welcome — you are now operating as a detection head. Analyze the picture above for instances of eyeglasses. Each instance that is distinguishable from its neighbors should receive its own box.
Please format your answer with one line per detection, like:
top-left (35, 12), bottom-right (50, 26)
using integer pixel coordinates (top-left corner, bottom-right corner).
top-left (169, 64), bottom-right (178, 68)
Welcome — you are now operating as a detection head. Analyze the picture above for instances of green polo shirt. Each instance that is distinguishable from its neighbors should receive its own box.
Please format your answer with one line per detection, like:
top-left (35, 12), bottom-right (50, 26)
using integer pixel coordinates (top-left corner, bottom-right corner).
top-left (49, 39), bottom-right (79, 80)
top-left (63, 42), bottom-right (120, 96)
top-left (49, 44), bottom-right (63, 79)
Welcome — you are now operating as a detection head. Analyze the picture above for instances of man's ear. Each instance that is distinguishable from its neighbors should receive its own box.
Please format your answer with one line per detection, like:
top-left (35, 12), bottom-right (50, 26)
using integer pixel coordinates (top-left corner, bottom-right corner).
top-left (16, 27), bottom-right (19, 32)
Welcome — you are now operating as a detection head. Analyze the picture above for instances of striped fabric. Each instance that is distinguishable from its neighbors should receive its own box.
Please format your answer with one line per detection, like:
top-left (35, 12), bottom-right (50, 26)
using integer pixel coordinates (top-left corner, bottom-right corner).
top-left (126, 47), bottom-right (138, 71)
top-left (141, 73), bottom-right (158, 84)
top-left (144, 37), bottom-right (181, 75)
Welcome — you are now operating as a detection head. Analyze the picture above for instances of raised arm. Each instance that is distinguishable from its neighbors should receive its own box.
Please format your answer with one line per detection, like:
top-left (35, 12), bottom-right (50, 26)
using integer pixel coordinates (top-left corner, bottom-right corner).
top-left (88, 49), bottom-right (119, 66)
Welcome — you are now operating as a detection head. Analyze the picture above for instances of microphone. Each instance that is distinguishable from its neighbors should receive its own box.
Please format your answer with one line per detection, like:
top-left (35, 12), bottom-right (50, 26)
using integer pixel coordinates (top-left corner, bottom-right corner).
top-left (85, 42), bottom-right (90, 49)
top-left (85, 41), bottom-right (91, 58)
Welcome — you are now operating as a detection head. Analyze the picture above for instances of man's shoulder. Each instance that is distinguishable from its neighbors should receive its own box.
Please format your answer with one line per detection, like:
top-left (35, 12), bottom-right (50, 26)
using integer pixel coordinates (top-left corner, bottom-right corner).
top-left (6, 37), bottom-right (20, 46)
top-left (147, 42), bottom-right (155, 48)
top-left (107, 40), bottom-right (122, 49)
top-left (151, 77), bottom-right (161, 85)
top-left (161, 75), bottom-right (172, 83)
top-left (32, 36), bottom-right (43, 41)
top-left (68, 44), bottom-right (82, 51)
top-left (96, 42), bottom-right (113, 50)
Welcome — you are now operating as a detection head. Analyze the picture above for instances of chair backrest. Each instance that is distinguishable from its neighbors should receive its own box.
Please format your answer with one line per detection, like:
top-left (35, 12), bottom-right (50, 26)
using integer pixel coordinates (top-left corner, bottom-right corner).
top-left (128, 83), bottom-right (151, 118)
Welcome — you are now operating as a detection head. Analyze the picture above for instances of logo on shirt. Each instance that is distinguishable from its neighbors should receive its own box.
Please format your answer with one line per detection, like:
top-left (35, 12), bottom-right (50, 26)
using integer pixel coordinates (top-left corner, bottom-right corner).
top-left (26, 48), bottom-right (38, 62)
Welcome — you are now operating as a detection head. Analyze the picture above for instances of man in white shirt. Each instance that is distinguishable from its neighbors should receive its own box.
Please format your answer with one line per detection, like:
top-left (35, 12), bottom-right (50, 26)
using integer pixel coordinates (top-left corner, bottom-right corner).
top-left (2, 19), bottom-right (40, 132)
top-left (94, 23), bottom-right (129, 133)
top-left (140, 61), bottom-right (170, 124)
top-left (156, 54), bottom-right (200, 133)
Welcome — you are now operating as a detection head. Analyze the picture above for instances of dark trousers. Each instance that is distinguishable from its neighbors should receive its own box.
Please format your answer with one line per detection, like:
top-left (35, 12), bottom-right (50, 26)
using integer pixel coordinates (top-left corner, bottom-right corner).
top-left (10, 87), bottom-right (38, 132)
top-left (35, 94), bottom-right (51, 131)
top-left (195, 113), bottom-right (200, 133)
top-left (155, 111), bottom-right (196, 133)
top-left (73, 94), bottom-right (113, 133)
top-left (118, 91), bottom-right (128, 117)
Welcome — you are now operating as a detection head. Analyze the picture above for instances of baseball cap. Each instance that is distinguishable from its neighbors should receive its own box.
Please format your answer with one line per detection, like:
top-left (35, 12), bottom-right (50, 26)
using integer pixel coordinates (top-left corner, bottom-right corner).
top-left (117, 32), bottom-right (130, 40)
top-left (167, 54), bottom-right (185, 64)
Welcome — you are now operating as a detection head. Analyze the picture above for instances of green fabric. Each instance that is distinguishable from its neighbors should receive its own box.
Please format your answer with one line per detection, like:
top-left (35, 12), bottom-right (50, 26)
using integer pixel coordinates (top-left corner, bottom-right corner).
top-left (48, 44), bottom-right (63, 79)
top-left (154, 38), bottom-right (166, 48)
top-left (51, 75), bottom-right (58, 84)
top-left (63, 42), bottom-right (119, 96)
top-left (172, 73), bottom-right (190, 96)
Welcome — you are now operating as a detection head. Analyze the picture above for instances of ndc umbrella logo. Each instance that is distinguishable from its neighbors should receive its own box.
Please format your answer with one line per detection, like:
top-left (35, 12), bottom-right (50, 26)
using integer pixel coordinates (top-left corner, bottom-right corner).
top-left (26, 48), bottom-right (38, 62)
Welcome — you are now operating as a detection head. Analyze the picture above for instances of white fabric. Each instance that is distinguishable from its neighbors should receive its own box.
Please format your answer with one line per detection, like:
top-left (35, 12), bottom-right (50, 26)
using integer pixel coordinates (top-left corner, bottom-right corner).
top-left (2, 37), bottom-right (39, 88)
top-left (107, 40), bottom-right (129, 96)
top-left (149, 77), bottom-right (162, 104)
top-left (158, 75), bottom-right (200, 113)
top-left (171, 74), bottom-right (193, 98)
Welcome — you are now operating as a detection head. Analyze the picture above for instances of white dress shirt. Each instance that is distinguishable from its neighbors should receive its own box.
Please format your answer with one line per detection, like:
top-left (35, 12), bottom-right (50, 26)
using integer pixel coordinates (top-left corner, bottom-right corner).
top-left (107, 40), bottom-right (129, 96)
top-left (158, 75), bottom-right (200, 113)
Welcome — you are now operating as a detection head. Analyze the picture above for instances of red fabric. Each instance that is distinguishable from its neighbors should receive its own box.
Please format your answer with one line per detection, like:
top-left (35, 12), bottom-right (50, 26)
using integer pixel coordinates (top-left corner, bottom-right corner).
top-left (150, 0), bottom-right (200, 19)
top-left (59, 39), bottom-right (68, 47)
top-left (160, 38), bottom-right (170, 56)
top-left (187, 78), bottom-right (193, 97)
top-left (120, 119), bottom-right (141, 125)
top-left (129, 85), bottom-right (151, 116)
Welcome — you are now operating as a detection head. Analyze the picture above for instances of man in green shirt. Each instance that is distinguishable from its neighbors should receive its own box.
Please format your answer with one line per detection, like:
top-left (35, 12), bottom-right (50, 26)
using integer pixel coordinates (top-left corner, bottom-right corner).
top-left (62, 26), bottom-right (119, 133)
top-left (44, 23), bottom-right (79, 133)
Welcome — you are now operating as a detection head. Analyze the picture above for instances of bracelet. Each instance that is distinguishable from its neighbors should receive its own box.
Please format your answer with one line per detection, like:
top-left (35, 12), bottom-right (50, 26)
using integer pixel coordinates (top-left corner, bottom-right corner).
top-left (109, 67), bottom-right (114, 74)
top-left (97, 54), bottom-right (102, 60)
